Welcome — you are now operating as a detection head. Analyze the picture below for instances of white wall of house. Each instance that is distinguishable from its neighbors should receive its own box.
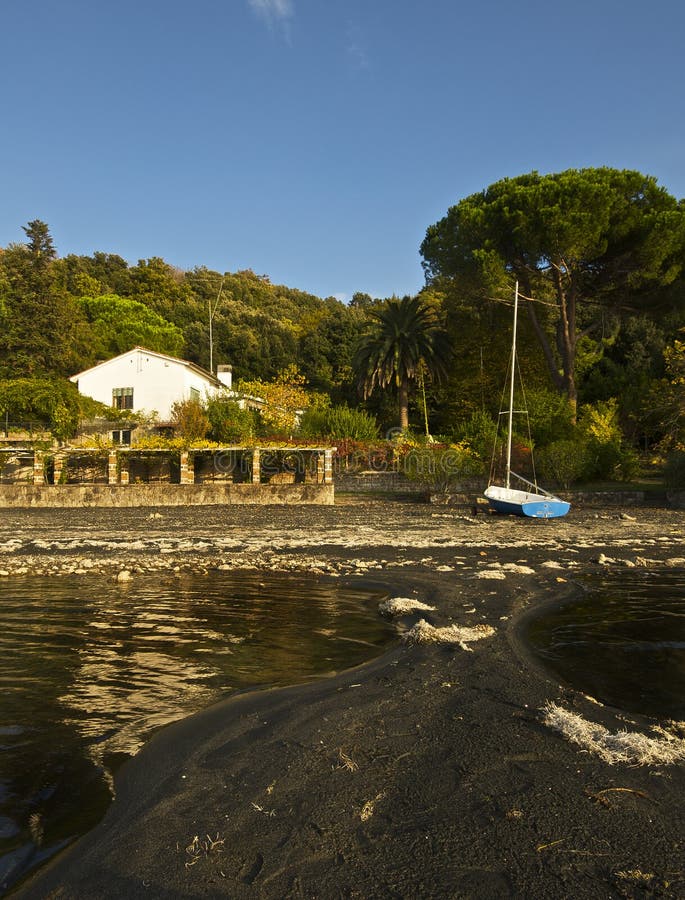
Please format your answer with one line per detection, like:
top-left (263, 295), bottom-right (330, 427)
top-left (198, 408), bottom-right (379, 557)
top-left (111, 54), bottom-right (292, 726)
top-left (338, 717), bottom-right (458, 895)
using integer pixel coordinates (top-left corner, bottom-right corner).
top-left (71, 348), bottom-right (221, 420)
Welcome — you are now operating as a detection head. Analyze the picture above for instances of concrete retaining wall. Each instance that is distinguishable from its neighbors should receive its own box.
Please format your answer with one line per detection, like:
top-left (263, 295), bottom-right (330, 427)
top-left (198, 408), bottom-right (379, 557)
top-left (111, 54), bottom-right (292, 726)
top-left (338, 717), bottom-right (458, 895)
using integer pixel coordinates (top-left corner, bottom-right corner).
top-left (0, 483), bottom-right (334, 508)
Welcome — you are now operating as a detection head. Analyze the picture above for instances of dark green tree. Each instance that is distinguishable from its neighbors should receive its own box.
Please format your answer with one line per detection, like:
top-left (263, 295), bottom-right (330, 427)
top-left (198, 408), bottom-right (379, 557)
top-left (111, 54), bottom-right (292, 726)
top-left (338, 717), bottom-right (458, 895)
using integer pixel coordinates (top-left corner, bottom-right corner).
top-left (0, 220), bottom-right (86, 377)
top-left (0, 376), bottom-right (81, 439)
top-left (77, 294), bottom-right (184, 357)
top-left (349, 291), bottom-right (374, 309)
top-left (126, 257), bottom-right (196, 325)
top-left (421, 168), bottom-right (685, 417)
top-left (353, 295), bottom-right (450, 431)
top-left (57, 251), bottom-right (132, 298)
top-left (23, 219), bottom-right (56, 264)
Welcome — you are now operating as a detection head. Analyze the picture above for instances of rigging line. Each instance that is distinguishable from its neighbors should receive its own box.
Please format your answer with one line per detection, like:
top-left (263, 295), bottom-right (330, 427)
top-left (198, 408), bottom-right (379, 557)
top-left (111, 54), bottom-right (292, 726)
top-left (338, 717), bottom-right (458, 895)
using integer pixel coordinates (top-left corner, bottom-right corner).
top-left (489, 344), bottom-right (513, 485)
top-left (485, 293), bottom-right (558, 308)
top-left (514, 349), bottom-right (538, 492)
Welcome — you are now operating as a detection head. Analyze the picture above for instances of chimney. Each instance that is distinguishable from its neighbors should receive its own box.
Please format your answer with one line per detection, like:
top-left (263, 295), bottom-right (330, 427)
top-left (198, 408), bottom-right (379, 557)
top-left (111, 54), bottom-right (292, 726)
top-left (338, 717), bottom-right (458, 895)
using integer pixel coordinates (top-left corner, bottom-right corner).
top-left (217, 364), bottom-right (233, 390)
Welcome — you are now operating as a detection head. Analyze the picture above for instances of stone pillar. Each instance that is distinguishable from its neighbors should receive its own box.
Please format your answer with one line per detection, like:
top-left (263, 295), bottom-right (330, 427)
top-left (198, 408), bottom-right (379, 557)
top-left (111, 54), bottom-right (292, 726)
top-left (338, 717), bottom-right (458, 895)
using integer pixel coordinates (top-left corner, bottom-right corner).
top-left (119, 454), bottom-right (130, 486)
top-left (317, 451), bottom-right (325, 484)
top-left (323, 448), bottom-right (334, 484)
top-left (180, 451), bottom-right (194, 484)
top-left (108, 450), bottom-right (118, 485)
top-left (33, 451), bottom-right (44, 485)
top-left (251, 448), bottom-right (261, 484)
top-left (53, 455), bottom-right (63, 485)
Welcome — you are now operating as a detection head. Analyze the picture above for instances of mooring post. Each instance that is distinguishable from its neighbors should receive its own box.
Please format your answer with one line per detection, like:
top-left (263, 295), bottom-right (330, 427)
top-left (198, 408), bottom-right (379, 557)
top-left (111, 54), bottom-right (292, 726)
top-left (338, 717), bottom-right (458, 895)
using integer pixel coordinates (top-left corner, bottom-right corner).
top-left (108, 450), bottom-right (118, 485)
top-left (119, 453), bottom-right (129, 485)
top-left (179, 451), bottom-right (194, 484)
top-left (33, 450), bottom-right (43, 485)
top-left (323, 448), bottom-right (334, 484)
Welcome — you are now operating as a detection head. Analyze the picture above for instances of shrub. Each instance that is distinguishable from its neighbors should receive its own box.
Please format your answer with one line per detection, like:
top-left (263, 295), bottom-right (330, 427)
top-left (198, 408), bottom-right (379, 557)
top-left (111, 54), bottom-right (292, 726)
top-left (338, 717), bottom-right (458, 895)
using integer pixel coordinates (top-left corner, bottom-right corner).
top-left (0, 377), bottom-right (80, 440)
top-left (238, 366), bottom-right (311, 435)
top-left (454, 410), bottom-right (498, 461)
top-left (536, 439), bottom-right (590, 489)
top-left (206, 398), bottom-right (256, 443)
top-left (332, 439), bottom-right (395, 472)
top-left (665, 449), bottom-right (685, 490)
top-left (523, 388), bottom-right (575, 446)
top-left (299, 404), bottom-right (379, 441)
top-left (577, 399), bottom-right (640, 482)
top-left (402, 443), bottom-right (483, 493)
top-left (170, 398), bottom-right (210, 441)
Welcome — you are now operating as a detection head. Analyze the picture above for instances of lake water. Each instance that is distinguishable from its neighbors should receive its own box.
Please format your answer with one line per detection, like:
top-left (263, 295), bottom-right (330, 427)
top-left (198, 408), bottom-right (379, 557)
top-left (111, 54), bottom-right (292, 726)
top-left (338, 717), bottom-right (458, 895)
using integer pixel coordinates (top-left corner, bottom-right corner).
top-left (0, 573), bottom-right (394, 894)
top-left (522, 569), bottom-right (685, 720)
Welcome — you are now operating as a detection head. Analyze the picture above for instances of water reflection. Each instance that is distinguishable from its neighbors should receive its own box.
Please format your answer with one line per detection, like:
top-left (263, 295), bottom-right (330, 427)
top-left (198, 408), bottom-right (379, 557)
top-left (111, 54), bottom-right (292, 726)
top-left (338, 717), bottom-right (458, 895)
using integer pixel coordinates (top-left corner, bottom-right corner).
top-left (0, 573), bottom-right (392, 893)
top-left (523, 569), bottom-right (685, 720)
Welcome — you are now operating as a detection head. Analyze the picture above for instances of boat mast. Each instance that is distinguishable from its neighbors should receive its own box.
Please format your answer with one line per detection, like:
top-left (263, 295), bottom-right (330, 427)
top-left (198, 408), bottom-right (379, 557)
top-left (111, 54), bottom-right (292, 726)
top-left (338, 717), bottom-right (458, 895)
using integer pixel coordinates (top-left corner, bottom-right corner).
top-left (506, 281), bottom-right (519, 489)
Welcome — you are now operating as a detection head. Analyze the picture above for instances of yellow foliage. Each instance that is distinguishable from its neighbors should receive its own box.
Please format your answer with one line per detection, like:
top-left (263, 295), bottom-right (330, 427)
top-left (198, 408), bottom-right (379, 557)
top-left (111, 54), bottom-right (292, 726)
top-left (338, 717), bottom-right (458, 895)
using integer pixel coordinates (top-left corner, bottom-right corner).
top-left (238, 366), bottom-right (314, 435)
top-left (664, 339), bottom-right (685, 386)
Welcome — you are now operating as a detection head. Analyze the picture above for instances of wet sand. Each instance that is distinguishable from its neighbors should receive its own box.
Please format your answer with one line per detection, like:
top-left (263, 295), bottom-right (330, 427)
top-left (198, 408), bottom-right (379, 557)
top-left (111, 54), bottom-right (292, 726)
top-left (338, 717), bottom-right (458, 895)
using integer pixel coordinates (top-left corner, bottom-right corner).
top-left (6, 498), bottom-right (685, 899)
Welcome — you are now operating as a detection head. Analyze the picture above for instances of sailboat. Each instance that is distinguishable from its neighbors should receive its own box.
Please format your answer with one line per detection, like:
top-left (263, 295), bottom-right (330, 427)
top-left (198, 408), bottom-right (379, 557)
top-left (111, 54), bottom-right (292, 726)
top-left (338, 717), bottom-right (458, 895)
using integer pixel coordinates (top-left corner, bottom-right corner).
top-left (484, 282), bottom-right (570, 519)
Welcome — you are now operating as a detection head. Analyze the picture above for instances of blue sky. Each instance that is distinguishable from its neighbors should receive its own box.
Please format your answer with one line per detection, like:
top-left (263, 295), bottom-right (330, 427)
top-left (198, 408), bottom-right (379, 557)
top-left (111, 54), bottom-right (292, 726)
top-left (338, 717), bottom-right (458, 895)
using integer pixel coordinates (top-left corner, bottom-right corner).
top-left (1, 0), bottom-right (683, 301)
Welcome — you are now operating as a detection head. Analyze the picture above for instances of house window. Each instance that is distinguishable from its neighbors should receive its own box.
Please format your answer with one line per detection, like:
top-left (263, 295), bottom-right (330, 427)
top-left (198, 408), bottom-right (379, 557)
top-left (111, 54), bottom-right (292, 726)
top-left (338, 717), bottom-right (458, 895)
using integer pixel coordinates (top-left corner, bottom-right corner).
top-left (190, 387), bottom-right (200, 402)
top-left (111, 430), bottom-right (131, 446)
top-left (112, 387), bottom-right (134, 410)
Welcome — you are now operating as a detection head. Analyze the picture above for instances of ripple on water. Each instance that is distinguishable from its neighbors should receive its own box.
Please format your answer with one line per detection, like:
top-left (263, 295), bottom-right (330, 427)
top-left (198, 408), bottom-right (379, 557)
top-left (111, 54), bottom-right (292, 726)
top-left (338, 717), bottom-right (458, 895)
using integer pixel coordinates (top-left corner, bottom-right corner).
top-left (522, 568), bottom-right (685, 720)
top-left (0, 572), bottom-right (394, 893)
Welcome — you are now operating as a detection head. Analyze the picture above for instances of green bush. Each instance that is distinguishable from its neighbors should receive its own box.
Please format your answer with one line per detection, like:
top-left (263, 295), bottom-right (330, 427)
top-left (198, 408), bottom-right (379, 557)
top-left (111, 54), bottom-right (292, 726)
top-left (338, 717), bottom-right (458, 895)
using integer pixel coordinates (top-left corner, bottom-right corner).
top-left (206, 398), bottom-right (256, 443)
top-left (402, 444), bottom-right (483, 492)
top-left (299, 404), bottom-right (379, 441)
top-left (664, 449), bottom-right (685, 490)
top-left (170, 398), bottom-right (210, 442)
top-left (577, 399), bottom-right (640, 482)
top-left (454, 410), bottom-right (498, 461)
top-left (523, 388), bottom-right (575, 446)
top-left (0, 377), bottom-right (80, 440)
top-left (536, 439), bottom-right (590, 489)
top-left (537, 435), bottom-right (641, 487)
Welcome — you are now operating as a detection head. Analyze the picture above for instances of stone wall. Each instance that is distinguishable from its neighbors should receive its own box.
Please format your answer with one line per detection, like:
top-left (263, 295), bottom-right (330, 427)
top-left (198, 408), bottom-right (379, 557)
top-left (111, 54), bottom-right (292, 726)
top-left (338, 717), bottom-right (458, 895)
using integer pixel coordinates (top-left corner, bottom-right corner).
top-left (0, 483), bottom-right (334, 508)
top-left (336, 473), bottom-right (673, 509)
top-left (564, 490), bottom-right (668, 508)
top-left (335, 472), bottom-right (427, 494)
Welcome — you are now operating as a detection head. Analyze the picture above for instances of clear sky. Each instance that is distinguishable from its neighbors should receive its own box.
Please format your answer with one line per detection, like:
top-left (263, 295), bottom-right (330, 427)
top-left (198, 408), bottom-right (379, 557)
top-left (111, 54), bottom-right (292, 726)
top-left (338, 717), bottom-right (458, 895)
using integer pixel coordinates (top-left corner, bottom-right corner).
top-left (1, 0), bottom-right (683, 301)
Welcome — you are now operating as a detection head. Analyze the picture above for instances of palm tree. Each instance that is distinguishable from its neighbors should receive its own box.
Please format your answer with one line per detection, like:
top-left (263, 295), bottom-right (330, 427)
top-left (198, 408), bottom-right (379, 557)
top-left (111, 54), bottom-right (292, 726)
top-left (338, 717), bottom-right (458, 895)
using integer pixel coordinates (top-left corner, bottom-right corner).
top-left (353, 295), bottom-right (450, 432)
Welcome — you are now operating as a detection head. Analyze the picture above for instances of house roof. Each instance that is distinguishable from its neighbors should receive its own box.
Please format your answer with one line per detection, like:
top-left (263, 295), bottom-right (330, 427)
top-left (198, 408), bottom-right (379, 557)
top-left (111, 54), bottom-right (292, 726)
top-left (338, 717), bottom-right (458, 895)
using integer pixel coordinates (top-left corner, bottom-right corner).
top-left (69, 346), bottom-right (224, 388)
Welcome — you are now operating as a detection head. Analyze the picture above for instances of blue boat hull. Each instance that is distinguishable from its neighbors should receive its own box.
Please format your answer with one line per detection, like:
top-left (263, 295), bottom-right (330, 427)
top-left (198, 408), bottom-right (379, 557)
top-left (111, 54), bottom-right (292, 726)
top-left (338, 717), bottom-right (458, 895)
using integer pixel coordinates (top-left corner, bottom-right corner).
top-left (484, 485), bottom-right (570, 519)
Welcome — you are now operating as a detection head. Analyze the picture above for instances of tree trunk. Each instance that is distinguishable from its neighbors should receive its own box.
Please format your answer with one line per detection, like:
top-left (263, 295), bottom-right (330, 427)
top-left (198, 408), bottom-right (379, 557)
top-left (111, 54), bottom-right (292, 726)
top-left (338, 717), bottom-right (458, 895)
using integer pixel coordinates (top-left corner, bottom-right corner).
top-left (398, 377), bottom-right (409, 431)
top-left (520, 268), bottom-right (578, 424)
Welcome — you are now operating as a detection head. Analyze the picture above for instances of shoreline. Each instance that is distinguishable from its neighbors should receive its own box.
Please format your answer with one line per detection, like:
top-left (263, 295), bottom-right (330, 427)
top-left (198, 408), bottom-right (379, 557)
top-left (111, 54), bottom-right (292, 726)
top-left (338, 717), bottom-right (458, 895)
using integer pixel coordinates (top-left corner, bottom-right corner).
top-left (7, 500), bottom-right (685, 898)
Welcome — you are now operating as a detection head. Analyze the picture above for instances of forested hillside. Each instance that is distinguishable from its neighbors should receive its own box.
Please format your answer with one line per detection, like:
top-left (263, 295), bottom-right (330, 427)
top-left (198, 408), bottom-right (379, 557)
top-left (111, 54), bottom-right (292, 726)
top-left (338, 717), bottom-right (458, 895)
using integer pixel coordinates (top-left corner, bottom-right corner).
top-left (2, 166), bottom-right (685, 490)
top-left (0, 222), bottom-right (367, 401)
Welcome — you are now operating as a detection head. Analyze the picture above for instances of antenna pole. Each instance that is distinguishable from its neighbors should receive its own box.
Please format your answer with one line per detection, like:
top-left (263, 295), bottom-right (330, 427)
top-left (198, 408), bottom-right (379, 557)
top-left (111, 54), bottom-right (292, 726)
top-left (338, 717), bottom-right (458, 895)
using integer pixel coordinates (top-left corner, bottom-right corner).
top-left (208, 276), bottom-right (225, 375)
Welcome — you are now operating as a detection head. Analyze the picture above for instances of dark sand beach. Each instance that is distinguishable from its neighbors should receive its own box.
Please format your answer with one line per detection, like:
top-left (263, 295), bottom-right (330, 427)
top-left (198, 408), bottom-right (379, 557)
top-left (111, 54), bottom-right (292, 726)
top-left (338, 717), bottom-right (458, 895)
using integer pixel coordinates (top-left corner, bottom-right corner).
top-left (4, 498), bottom-right (685, 899)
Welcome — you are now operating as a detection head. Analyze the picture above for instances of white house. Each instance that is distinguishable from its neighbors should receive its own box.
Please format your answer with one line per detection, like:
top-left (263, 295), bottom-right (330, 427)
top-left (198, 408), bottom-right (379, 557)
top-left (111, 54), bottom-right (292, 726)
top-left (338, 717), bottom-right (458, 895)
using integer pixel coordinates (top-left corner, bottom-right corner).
top-left (70, 347), bottom-right (234, 421)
